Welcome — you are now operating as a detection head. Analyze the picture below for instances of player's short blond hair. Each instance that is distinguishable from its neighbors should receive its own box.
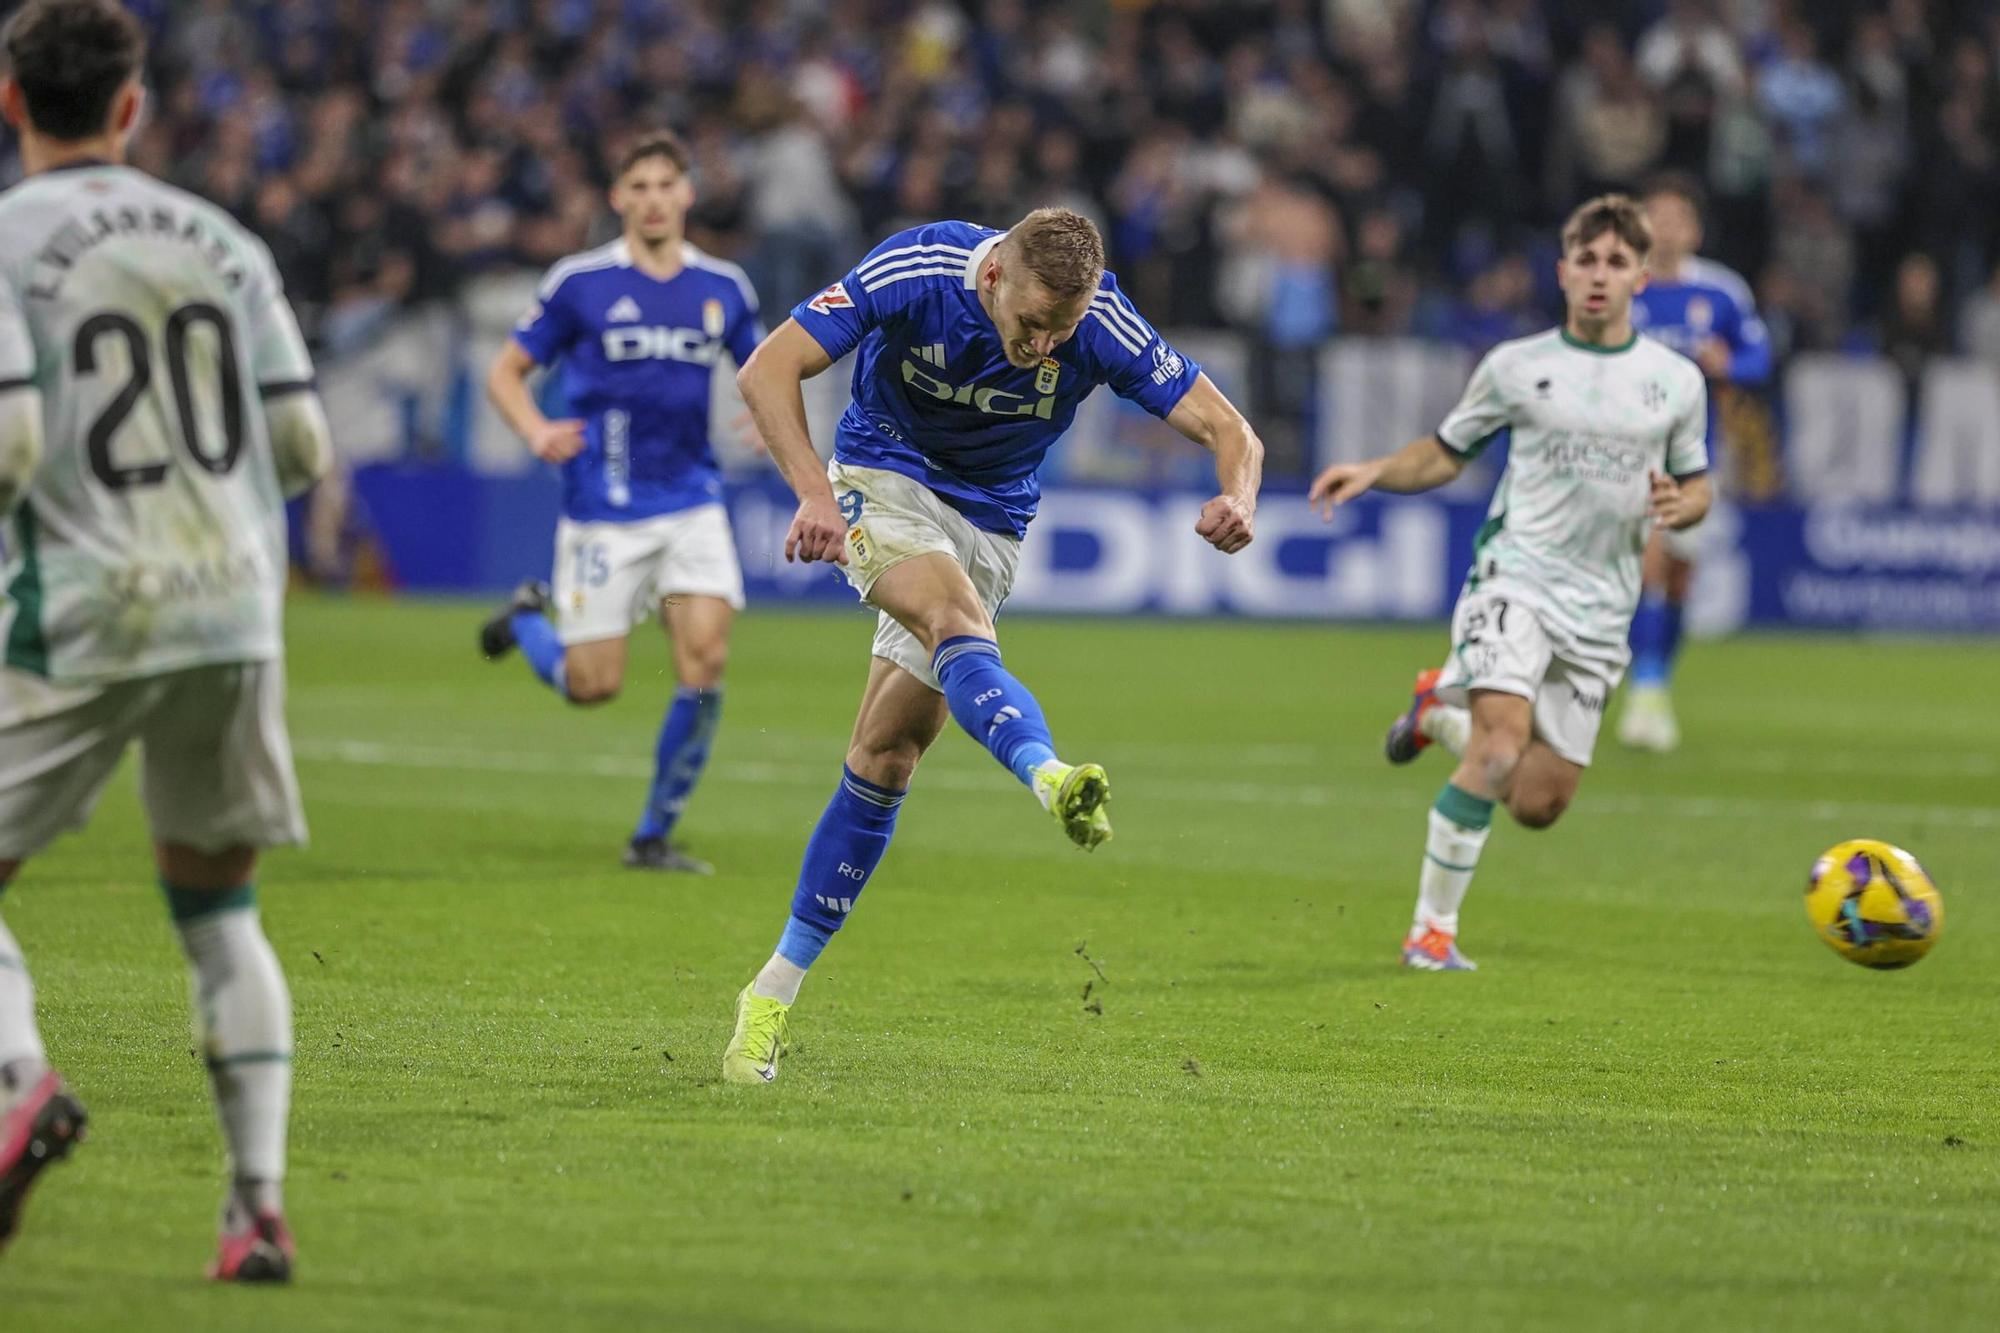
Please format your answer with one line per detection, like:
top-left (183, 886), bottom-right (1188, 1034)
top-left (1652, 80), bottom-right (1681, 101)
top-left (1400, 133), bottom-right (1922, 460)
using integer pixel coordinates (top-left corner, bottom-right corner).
top-left (1004, 208), bottom-right (1105, 300)
top-left (1561, 194), bottom-right (1653, 260)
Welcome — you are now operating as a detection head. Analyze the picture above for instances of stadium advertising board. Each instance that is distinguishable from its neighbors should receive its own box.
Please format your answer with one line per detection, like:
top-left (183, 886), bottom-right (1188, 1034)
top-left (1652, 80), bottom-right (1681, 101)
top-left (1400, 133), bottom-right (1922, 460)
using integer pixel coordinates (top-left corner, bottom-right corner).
top-left (341, 469), bottom-right (2000, 634)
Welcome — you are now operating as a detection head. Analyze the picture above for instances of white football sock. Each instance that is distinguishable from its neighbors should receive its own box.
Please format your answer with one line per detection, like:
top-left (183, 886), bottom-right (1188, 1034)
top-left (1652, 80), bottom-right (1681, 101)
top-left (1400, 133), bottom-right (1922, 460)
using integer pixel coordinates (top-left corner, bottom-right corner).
top-left (1421, 705), bottom-right (1471, 757)
top-left (1030, 760), bottom-right (1066, 812)
top-left (752, 953), bottom-right (806, 1006)
top-left (176, 904), bottom-right (291, 1207)
top-left (1414, 807), bottom-right (1491, 935)
top-left (0, 912), bottom-right (48, 1098)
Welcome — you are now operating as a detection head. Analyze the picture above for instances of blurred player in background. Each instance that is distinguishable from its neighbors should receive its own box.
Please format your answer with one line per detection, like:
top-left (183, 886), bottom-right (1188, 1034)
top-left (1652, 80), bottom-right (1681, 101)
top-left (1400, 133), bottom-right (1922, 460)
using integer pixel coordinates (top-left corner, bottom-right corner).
top-left (0, 0), bottom-right (332, 1279)
top-left (1310, 196), bottom-right (1710, 972)
top-left (480, 133), bottom-right (764, 874)
top-left (722, 207), bottom-right (1261, 1083)
top-left (1617, 173), bottom-right (1771, 752)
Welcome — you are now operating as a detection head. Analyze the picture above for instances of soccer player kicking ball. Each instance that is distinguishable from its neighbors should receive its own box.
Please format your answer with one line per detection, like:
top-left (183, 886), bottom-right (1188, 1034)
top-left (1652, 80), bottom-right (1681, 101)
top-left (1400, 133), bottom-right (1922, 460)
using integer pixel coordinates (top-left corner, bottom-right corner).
top-left (722, 208), bottom-right (1263, 1082)
top-left (1310, 195), bottom-right (1711, 972)
top-left (481, 132), bottom-right (764, 873)
top-left (0, 0), bottom-right (333, 1278)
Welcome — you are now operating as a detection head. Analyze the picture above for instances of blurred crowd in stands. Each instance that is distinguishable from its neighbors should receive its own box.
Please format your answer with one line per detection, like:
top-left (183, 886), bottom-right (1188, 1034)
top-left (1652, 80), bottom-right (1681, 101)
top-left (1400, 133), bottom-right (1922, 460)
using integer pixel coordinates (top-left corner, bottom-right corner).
top-left (15, 0), bottom-right (2000, 382)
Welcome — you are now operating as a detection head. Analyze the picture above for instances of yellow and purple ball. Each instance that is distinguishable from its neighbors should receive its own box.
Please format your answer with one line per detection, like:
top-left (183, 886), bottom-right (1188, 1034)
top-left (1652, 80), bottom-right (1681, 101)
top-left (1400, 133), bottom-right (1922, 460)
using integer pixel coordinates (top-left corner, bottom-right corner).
top-left (1805, 839), bottom-right (1944, 970)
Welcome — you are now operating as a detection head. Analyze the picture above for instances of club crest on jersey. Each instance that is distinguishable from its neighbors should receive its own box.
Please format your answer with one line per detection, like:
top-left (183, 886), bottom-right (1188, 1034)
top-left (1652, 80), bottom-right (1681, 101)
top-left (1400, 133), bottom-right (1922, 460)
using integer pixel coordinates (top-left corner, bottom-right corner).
top-left (808, 282), bottom-right (853, 315)
top-left (703, 298), bottom-right (726, 338)
top-left (1035, 357), bottom-right (1060, 394)
top-left (1641, 380), bottom-right (1667, 411)
top-left (605, 295), bottom-right (642, 323)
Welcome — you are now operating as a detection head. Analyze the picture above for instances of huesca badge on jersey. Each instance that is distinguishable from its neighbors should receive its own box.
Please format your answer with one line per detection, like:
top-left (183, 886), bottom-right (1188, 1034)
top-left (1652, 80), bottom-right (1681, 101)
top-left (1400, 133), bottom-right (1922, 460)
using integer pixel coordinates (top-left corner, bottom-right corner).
top-left (1036, 357), bottom-right (1059, 395)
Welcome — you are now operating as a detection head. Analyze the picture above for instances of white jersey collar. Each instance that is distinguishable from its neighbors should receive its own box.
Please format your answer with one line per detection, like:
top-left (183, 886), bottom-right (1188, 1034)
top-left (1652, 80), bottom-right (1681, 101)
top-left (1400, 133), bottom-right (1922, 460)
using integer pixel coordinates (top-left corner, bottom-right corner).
top-left (963, 232), bottom-right (1005, 289)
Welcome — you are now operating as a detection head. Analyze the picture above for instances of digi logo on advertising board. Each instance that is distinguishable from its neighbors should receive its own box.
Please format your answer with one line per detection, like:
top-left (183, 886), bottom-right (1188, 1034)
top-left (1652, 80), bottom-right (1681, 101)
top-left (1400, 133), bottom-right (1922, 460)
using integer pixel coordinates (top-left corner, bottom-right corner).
top-left (1006, 491), bottom-right (1455, 618)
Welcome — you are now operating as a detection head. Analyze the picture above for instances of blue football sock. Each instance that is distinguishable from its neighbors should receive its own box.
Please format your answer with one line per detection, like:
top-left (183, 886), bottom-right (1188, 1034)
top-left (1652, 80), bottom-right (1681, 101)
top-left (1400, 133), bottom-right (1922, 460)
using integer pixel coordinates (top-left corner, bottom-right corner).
top-left (779, 767), bottom-right (905, 968)
top-left (931, 636), bottom-right (1059, 787)
top-left (1629, 593), bottom-right (1669, 688)
top-left (1657, 601), bottom-right (1685, 683)
top-left (633, 686), bottom-right (723, 843)
top-left (510, 610), bottom-right (568, 696)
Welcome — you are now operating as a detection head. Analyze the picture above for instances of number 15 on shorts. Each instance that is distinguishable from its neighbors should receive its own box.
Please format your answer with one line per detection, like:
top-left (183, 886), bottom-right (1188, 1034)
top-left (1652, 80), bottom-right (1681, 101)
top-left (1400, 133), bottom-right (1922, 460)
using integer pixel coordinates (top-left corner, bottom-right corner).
top-left (573, 542), bottom-right (609, 589)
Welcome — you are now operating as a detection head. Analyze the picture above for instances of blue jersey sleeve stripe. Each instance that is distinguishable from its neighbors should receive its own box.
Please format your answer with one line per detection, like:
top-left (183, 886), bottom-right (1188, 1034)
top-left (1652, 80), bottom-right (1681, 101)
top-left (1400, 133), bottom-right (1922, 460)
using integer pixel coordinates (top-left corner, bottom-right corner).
top-left (683, 247), bottom-right (760, 312)
top-left (862, 263), bottom-right (974, 293)
top-left (1090, 293), bottom-right (1154, 347)
top-left (1087, 306), bottom-right (1144, 355)
top-left (856, 244), bottom-right (973, 281)
top-left (536, 245), bottom-right (624, 300)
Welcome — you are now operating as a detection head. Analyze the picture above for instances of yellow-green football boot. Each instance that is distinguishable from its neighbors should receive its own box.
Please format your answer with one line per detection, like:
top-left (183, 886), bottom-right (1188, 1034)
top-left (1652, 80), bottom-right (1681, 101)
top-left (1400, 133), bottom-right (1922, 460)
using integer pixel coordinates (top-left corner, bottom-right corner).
top-left (1033, 761), bottom-right (1113, 851)
top-left (721, 982), bottom-right (791, 1085)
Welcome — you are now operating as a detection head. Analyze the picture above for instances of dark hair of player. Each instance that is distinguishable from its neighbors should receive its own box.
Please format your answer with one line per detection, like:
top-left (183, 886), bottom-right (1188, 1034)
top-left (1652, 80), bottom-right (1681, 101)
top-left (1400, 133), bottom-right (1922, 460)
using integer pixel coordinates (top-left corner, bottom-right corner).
top-left (1561, 193), bottom-right (1653, 260)
top-left (617, 131), bottom-right (692, 179)
top-left (1639, 170), bottom-right (1708, 218)
top-left (3, 0), bottom-right (146, 142)
top-left (1006, 207), bottom-right (1105, 300)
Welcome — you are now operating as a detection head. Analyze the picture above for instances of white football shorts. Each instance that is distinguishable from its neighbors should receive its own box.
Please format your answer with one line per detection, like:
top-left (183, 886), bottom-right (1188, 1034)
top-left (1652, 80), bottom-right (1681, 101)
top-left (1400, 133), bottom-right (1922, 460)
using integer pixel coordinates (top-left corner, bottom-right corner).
top-left (1433, 580), bottom-right (1621, 768)
top-left (827, 461), bottom-right (1020, 692)
top-left (552, 503), bottom-right (746, 646)
top-left (0, 660), bottom-right (306, 861)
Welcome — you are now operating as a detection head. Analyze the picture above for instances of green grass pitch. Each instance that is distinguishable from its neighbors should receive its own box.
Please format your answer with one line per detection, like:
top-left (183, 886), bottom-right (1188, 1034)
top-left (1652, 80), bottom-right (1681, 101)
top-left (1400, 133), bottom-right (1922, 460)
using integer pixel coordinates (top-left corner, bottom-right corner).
top-left (4, 594), bottom-right (1996, 1330)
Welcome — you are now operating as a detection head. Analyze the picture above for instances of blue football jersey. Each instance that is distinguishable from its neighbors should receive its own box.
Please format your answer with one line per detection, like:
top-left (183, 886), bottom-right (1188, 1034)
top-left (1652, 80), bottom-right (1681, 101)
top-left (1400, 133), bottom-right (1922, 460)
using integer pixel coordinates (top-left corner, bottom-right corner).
top-left (790, 220), bottom-right (1202, 537)
top-left (1631, 256), bottom-right (1772, 387)
top-left (514, 239), bottom-right (764, 523)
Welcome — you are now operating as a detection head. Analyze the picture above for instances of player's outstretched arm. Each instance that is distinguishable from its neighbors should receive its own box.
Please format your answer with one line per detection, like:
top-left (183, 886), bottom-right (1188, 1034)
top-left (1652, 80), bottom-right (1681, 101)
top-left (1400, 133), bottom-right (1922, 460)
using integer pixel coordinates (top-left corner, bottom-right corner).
top-left (1649, 470), bottom-right (1711, 530)
top-left (486, 341), bottom-right (585, 464)
top-left (736, 318), bottom-right (847, 565)
top-left (1308, 436), bottom-right (1466, 518)
top-left (1164, 373), bottom-right (1262, 554)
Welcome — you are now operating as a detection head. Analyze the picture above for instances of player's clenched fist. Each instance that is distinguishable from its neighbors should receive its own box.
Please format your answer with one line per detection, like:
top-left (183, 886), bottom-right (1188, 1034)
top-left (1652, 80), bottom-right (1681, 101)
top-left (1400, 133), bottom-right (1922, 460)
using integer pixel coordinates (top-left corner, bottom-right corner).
top-left (528, 418), bottom-right (587, 463)
top-left (1648, 471), bottom-right (1702, 530)
top-left (1308, 460), bottom-right (1383, 517)
top-left (1196, 495), bottom-right (1255, 554)
top-left (786, 494), bottom-right (850, 565)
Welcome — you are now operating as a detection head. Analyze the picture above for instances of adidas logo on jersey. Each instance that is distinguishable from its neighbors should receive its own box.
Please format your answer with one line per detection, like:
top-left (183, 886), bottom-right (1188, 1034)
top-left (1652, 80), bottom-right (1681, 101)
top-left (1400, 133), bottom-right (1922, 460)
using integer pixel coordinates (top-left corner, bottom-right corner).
top-left (605, 295), bottom-right (642, 324)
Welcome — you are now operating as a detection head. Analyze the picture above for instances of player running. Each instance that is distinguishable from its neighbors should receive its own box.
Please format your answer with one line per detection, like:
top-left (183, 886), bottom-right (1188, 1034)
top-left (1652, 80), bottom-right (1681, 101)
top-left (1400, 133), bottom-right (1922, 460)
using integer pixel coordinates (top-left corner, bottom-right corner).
top-left (1310, 195), bottom-right (1710, 972)
top-left (1618, 173), bottom-right (1770, 752)
top-left (480, 132), bottom-right (763, 873)
top-left (721, 208), bottom-right (1261, 1082)
top-left (0, 0), bottom-right (332, 1279)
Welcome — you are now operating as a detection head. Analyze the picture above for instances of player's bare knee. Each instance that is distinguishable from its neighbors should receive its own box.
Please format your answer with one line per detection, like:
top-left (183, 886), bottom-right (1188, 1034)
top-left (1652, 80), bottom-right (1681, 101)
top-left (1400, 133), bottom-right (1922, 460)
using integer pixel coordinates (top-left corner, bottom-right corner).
top-left (1511, 793), bottom-right (1569, 830)
top-left (917, 604), bottom-right (992, 652)
top-left (846, 735), bottom-right (924, 791)
top-left (678, 640), bottom-right (728, 689)
top-left (564, 663), bottom-right (621, 705)
top-left (1468, 736), bottom-right (1523, 791)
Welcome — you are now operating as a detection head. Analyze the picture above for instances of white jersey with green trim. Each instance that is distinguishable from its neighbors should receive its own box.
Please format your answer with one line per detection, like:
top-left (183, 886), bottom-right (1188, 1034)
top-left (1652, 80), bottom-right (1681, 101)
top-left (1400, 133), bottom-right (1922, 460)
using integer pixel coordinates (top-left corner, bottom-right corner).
top-left (0, 162), bottom-right (315, 687)
top-left (1436, 327), bottom-right (1707, 667)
